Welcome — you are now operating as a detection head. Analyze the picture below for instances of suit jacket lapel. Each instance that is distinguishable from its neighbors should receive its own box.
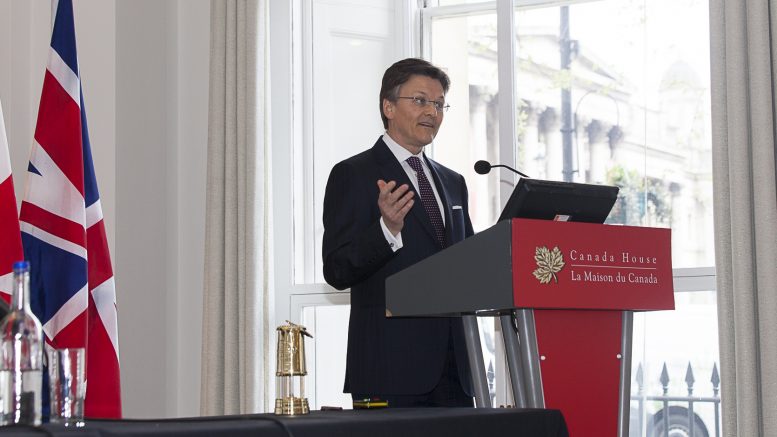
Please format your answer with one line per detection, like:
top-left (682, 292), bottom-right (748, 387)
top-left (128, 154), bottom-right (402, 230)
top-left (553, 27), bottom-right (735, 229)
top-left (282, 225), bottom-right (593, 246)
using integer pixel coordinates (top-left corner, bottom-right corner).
top-left (372, 138), bottom-right (439, 243)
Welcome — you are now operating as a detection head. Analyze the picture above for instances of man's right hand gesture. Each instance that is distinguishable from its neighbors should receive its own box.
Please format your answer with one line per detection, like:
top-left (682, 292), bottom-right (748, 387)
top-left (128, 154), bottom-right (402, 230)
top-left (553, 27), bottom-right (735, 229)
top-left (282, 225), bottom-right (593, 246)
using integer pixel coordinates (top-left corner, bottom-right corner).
top-left (377, 180), bottom-right (414, 236)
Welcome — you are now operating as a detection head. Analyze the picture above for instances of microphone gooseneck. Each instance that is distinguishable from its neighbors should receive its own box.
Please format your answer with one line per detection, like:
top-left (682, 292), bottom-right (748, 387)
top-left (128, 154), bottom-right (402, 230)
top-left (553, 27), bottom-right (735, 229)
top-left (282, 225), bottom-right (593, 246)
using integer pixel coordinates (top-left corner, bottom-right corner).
top-left (473, 160), bottom-right (530, 179)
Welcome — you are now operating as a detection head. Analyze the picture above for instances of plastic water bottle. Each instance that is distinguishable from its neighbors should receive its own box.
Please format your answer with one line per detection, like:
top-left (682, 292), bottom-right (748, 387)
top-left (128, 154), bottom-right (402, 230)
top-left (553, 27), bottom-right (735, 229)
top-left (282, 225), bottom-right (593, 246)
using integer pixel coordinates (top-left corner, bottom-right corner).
top-left (0, 261), bottom-right (43, 426)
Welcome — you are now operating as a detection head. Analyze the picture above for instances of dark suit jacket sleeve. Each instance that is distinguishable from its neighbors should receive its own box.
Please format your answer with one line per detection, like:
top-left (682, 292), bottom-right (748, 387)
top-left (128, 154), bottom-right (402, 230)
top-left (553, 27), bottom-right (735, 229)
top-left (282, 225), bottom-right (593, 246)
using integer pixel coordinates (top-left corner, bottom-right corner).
top-left (322, 161), bottom-right (395, 290)
top-left (462, 177), bottom-right (475, 239)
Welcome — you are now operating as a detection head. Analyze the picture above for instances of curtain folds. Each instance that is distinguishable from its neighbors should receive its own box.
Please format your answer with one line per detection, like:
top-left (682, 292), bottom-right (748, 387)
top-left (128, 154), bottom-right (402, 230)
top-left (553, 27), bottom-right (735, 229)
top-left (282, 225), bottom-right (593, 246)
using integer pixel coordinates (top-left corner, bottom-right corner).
top-left (201, 0), bottom-right (272, 415)
top-left (710, 0), bottom-right (777, 435)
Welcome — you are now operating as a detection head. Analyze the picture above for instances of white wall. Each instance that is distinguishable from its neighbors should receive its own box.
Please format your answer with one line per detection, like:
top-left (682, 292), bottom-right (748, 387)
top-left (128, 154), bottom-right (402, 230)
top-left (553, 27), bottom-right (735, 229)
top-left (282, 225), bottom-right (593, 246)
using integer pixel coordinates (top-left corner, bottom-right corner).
top-left (0, 0), bottom-right (209, 418)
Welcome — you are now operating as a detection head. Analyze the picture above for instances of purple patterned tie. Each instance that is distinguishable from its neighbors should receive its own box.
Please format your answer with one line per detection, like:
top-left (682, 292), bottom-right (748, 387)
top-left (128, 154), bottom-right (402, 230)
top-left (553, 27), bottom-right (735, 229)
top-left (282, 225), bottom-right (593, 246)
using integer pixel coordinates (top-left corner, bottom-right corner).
top-left (407, 156), bottom-right (446, 248)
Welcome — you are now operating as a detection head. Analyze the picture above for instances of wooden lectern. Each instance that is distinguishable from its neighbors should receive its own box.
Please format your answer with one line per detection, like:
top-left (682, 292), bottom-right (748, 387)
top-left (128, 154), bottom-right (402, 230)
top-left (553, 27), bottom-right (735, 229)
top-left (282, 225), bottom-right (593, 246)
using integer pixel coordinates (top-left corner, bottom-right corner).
top-left (386, 218), bottom-right (674, 437)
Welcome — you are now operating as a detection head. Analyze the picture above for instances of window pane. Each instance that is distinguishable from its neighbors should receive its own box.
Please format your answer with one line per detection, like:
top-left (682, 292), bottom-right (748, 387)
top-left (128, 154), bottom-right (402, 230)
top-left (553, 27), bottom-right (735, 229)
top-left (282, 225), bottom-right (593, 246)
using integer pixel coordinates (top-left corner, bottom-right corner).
top-left (426, 0), bottom-right (715, 413)
top-left (430, 12), bottom-right (501, 232)
top-left (307, 0), bottom-right (401, 284)
top-left (630, 290), bottom-right (721, 437)
top-left (429, 0), bottom-right (715, 269)
top-left (512, 0), bottom-right (713, 268)
top-left (302, 304), bottom-right (352, 409)
top-left (429, 12), bottom-right (501, 403)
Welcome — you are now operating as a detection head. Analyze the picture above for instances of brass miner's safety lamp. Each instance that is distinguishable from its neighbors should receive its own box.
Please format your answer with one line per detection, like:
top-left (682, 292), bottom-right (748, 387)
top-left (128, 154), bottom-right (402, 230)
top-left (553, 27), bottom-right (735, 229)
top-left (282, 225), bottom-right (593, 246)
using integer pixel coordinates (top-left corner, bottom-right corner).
top-left (274, 321), bottom-right (313, 415)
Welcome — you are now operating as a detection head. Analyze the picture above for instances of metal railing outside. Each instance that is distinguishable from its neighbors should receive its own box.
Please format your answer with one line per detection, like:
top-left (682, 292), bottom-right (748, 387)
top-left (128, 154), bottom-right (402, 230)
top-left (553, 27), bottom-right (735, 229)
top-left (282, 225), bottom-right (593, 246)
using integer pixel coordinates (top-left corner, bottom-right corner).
top-left (630, 361), bottom-right (721, 437)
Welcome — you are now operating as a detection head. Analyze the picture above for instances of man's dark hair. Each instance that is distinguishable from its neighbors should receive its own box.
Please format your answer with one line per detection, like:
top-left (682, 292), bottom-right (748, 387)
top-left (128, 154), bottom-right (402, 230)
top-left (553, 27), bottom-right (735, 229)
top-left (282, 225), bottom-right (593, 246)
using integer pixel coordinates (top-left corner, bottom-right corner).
top-left (379, 58), bottom-right (450, 129)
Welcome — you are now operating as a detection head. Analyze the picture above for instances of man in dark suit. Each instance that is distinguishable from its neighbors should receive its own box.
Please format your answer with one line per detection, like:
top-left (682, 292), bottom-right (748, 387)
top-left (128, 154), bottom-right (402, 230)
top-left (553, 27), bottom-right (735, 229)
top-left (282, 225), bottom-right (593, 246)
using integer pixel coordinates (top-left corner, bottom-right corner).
top-left (322, 58), bottom-right (475, 408)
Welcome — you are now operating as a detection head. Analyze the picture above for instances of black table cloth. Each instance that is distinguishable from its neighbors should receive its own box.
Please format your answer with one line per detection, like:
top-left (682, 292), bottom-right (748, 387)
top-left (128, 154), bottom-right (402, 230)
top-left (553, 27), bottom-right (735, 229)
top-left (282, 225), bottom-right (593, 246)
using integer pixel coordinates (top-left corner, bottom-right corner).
top-left (0, 407), bottom-right (568, 437)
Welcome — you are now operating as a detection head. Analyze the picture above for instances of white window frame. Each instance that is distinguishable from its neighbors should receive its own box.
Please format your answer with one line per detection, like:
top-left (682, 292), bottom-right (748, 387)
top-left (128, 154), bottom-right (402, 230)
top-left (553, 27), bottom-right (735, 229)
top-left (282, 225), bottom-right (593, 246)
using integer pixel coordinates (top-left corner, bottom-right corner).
top-left (270, 0), bottom-right (718, 408)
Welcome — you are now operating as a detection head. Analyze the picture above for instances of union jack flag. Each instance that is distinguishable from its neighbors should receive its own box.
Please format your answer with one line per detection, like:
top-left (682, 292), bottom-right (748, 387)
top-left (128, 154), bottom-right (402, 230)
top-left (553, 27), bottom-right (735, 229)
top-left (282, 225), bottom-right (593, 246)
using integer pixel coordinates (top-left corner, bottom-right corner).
top-left (19, 0), bottom-right (121, 418)
top-left (0, 99), bottom-right (23, 304)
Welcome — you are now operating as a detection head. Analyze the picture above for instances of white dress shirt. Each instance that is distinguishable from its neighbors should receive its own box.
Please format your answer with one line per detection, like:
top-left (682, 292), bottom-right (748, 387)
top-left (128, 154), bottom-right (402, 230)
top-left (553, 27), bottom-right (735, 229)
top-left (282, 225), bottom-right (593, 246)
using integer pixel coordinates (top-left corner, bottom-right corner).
top-left (379, 133), bottom-right (446, 252)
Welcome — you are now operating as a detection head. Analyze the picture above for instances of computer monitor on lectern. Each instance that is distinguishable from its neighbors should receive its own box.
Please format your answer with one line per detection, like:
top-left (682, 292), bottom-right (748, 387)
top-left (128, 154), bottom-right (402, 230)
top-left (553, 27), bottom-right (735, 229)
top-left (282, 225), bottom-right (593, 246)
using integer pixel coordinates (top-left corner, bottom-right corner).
top-left (498, 178), bottom-right (619, 224)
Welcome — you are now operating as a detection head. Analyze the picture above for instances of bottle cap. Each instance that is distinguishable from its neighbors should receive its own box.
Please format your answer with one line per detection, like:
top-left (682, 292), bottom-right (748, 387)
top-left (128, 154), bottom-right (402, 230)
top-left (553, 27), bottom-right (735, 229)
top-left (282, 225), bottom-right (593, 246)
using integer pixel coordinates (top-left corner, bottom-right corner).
top-left (12, 261), bottom-right (30, 272)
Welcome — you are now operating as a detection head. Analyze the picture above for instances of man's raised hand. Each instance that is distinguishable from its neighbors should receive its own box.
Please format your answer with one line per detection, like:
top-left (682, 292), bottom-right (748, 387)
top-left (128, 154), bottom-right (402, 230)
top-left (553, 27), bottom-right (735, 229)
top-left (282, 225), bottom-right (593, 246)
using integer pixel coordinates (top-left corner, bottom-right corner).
top-left (377, 179), bottom-right (414, 236)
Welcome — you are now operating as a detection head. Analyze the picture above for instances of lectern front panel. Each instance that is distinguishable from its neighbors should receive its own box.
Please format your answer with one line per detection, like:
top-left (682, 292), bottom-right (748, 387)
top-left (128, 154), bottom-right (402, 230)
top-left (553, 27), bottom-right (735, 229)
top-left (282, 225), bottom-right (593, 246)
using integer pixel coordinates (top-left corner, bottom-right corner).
top-left (386, 220), bottom-right (515, 317)
top-left (511, 219), bottom-right (675, 311)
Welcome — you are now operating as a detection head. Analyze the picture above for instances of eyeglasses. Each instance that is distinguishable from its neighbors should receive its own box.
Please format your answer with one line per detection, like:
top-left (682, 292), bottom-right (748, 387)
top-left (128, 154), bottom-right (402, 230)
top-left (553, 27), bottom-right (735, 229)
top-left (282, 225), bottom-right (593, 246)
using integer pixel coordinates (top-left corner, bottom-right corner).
top-left (396, 96), bottom-right (450, 113)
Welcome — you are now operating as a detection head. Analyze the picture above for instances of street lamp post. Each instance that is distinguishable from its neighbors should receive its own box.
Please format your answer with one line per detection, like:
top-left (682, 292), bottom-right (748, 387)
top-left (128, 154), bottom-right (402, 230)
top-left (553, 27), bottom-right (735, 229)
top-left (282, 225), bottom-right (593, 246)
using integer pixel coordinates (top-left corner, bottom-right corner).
top-left (560, 6), bottom-right (575, 182)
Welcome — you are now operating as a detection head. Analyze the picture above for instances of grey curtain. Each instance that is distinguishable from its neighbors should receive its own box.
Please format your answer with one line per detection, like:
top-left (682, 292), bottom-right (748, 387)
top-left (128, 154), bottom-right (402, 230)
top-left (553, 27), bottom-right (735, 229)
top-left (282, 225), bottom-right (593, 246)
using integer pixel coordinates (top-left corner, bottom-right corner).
top-left (710, 0), bottom-right (777, 435)
top-left (201, 0), bottom-right (272, 415)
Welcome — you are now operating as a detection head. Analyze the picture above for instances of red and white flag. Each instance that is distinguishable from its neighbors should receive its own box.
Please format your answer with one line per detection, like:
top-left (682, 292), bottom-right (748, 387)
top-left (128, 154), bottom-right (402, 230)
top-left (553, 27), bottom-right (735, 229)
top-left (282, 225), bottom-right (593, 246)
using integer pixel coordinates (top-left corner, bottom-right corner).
top-left (19, 0), bottom-right (121, 417)
top-left (0, 99), bottom-right (23, 304)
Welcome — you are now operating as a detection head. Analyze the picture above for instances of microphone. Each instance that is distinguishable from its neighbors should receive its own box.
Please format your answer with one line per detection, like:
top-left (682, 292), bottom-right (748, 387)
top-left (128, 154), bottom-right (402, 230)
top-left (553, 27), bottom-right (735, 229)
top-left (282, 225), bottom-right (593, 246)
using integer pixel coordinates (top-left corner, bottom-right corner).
top-left (474, 160), bottom-right (530, 178)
